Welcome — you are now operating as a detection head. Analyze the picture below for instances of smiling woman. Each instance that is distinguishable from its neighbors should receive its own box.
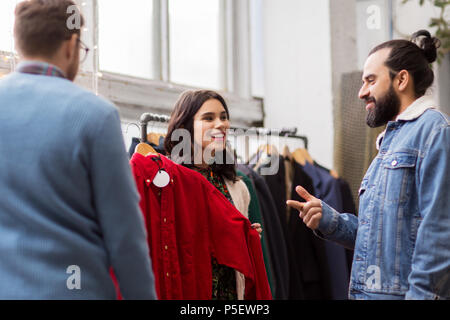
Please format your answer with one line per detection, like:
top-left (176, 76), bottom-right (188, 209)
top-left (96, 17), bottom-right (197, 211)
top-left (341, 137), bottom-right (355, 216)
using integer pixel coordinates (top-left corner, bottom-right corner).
top-left (164, 89), bottom-right (264, 300)
top-left (164, 89), bottom-right (235, 177)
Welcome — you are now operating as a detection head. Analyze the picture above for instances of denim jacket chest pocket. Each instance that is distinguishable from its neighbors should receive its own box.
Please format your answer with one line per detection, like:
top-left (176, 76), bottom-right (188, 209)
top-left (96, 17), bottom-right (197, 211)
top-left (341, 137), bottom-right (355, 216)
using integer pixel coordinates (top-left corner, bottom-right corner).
top-left (357, 156), bottom-right (381, 209)
top-left (381, 152), bottom-right (417, 205)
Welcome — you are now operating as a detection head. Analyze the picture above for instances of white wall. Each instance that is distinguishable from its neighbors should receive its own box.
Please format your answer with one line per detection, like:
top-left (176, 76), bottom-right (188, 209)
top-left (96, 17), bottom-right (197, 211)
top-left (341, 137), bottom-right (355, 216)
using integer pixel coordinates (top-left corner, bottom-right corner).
top-left (392, 0), bottom-right (441, 37)
top-left (393, 0), bottom-right (450, 113)
top-left (262, 0), bottom-right (334, 168)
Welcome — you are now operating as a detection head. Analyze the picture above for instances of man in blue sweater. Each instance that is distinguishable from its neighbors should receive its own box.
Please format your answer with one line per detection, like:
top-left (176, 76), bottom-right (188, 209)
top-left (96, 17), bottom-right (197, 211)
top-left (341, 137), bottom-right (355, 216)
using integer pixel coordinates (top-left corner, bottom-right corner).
top-left (0, 0), bottom-right (156, 299)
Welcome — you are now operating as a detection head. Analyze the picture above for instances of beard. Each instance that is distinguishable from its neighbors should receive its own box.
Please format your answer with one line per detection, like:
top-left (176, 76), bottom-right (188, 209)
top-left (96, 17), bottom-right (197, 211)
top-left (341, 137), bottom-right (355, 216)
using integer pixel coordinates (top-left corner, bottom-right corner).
top-left (365, 84), bottom-right (401, 128)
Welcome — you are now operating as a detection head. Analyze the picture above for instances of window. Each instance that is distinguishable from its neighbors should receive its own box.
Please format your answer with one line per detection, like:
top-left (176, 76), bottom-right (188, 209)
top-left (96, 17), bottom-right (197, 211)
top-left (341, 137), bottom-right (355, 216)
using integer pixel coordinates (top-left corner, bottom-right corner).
top-left (169, 0), bottom-right (222, 90)
top-left (250, 0), bottom-right (264, 97)
top-left (0, 0), bottom-right (263, 128)
top-left (0, 0), bottom-right (17, 53)
top-left (98, 0), bottom-right (154, 79)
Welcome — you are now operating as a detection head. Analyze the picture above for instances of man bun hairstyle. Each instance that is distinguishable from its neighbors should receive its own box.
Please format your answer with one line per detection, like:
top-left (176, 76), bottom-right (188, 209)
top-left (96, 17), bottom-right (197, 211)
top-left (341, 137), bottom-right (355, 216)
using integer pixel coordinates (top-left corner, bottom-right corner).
top-left (369, 29), bottom-right (441, 98)
top-left (411, 29), bottom-right (441, 64)
top-left (14, 0), bottom-right (84, 58)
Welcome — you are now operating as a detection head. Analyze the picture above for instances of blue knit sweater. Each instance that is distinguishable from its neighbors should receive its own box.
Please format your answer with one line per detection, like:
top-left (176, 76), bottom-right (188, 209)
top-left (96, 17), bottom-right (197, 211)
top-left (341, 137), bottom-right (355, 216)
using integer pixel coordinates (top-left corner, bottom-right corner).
top-left (0, 67), bottom-right (156, 299)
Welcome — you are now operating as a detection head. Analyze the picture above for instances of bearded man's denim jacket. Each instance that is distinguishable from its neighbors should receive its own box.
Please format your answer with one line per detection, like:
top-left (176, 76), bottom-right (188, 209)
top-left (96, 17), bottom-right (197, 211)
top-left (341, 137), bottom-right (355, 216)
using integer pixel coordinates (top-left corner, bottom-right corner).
top-left (317, 96), bottom-right (450, 300)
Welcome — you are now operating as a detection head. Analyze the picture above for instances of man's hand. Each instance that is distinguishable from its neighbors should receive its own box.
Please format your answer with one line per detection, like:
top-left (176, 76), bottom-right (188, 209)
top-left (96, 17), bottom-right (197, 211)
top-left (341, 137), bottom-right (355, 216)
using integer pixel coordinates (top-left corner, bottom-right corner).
top-left (286, 186), bottom-right (322, 230)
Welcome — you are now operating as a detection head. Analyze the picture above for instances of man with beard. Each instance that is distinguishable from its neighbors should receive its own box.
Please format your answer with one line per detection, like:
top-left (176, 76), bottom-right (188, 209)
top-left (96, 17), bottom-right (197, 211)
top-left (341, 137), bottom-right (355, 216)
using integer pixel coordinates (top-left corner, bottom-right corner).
top-left (0, 0), bottom-right (156, 299)
top-left (287, 30), bottom-right (449, 300)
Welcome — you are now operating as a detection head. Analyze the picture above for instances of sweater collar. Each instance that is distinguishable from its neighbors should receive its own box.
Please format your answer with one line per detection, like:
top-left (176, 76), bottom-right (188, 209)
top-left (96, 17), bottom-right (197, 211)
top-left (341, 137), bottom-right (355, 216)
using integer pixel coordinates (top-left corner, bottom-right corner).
top-left (16, 61), bottom-right (66, 79)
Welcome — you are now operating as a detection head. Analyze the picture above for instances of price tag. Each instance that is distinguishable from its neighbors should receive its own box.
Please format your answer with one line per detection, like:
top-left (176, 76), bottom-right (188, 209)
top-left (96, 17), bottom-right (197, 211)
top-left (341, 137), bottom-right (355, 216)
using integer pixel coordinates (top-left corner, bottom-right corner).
top-left (153, 169), bottom-right (170, 188)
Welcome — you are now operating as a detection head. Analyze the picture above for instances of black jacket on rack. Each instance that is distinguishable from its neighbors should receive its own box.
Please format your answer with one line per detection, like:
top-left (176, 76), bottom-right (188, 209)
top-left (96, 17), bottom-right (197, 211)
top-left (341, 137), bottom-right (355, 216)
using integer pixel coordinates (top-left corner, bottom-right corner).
top-left (254, 156), bottom-right (332, 299)
top-left (287, 158), bottom-right (333, 299)
top-left (255, 157), bottom-right (304, 299)
top-left (310, 161), bottom-right (357, 281)
top-left (237, 164), bottom-right (290, 300)
top-left (305, 162), bottom-right (350, 300)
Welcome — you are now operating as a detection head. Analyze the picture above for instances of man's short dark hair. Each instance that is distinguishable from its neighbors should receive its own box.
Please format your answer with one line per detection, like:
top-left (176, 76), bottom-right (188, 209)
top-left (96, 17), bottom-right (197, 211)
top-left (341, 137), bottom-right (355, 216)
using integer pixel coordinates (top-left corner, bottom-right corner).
top-left (369, 30), bottom-right (441, 98)
top-left (14, 0), bottom-right (85, 58)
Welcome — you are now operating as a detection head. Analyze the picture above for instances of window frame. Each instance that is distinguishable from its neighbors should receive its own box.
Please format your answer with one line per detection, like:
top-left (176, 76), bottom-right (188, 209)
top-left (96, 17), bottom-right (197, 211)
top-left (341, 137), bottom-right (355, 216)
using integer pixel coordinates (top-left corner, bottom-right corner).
top-left (0, 0), bottom-right (263, 128)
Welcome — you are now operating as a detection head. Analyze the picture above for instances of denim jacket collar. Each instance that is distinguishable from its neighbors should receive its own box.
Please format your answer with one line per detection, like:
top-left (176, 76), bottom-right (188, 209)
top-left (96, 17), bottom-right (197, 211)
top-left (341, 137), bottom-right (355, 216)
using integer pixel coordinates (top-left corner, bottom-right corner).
top-left (376, 95), bottom-right (437, 150)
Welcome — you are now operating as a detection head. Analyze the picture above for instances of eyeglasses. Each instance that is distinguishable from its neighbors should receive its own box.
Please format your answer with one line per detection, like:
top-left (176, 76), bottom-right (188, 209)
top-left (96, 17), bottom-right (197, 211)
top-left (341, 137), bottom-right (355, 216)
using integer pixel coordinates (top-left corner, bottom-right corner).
top-left (78, 38), bottom-right (90, 63)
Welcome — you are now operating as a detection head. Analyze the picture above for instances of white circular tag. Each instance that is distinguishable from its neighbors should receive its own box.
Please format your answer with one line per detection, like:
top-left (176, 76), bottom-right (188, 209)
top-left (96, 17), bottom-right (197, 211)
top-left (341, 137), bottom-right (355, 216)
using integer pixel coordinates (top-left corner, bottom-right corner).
top-left (153, 170), bottom-right (170, 188)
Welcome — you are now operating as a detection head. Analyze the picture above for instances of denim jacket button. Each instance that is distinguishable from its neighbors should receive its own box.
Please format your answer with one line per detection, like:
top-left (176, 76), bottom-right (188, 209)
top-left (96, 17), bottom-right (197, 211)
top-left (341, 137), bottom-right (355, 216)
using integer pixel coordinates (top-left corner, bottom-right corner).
top-left (391, 160), bottom-right (398, 166)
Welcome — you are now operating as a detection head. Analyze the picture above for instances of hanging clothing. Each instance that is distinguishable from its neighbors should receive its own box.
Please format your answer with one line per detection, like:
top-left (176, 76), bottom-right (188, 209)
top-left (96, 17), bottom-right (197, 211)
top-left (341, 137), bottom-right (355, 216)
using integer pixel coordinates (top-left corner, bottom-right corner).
top-left (191, 167), bottom-right (261, 300)
top-left (191, 166), bottom-right (240, 300)
top-left (223, 177), bottom-right (251, 219)
top-left (306, 161), bottom-right (357, 278)
top-left (312, 162), bottom-right (344, 211)
top-left (130, 153), bottom-right (272, 300)
top-left (222, 174), bottom-right (256, 300)
top-left (128, 136), bottom-right (166, 158)
top-left (301, 161), bottom-right (349, 300)
top-left (284, 157), bottom-right (295, 219)
top-left (237, 171), bottom-right (275, 295)
top-left (285, 158), bottom-right (333, 299)
top-left (238, 164), bottom-right (290, 300)
top-left (254, 155), bottom-right (332, 299)
top-left (253, 155), bottom-right (304, 298)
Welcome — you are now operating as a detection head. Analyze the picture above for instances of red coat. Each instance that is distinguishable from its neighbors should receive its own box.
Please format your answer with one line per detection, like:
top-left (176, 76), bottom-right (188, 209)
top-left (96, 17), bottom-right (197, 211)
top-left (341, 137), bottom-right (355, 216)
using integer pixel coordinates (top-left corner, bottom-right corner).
top-left (129, 153), bottom-right (272, 300)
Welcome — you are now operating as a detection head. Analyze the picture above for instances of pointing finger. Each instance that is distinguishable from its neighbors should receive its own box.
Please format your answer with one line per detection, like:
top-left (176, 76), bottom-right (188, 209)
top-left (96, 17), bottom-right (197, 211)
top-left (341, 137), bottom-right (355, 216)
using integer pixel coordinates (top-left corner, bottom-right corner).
top-left (286, 200), bottom-right (305, 212)
top-left (295, 186), bottom-right (315, 202)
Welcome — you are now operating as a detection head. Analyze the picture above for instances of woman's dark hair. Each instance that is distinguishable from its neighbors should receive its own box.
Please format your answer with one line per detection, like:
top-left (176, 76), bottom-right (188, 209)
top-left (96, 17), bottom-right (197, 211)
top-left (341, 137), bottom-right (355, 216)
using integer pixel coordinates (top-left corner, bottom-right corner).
top-left (369, 29), bottom-right (441, 98)
top-left (164, 90), bottom-right (238, 182)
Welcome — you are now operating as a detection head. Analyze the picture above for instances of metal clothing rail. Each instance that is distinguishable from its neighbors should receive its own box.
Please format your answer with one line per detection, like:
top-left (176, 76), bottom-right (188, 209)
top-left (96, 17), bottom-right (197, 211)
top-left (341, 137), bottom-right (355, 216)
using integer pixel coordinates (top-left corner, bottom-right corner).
top-left (137, 112), bottom-right (309, 149)
top-left (229, 126), bottom-right (309, 150)
top-left (139, 112), bottom-right (170, 143)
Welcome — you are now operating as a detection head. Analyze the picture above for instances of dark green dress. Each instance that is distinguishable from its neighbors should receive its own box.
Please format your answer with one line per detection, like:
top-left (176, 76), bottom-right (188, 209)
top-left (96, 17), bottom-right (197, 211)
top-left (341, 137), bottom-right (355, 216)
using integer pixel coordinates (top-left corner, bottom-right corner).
top-left (237, 171), bottom-right (274, 295)
top-left (192, 166), bottom-right (238, 300)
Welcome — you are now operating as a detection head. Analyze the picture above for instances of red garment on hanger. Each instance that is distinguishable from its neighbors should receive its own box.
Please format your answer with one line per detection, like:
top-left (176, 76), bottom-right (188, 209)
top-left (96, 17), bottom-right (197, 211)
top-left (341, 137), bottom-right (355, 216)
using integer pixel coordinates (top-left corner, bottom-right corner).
top-left (129, 153), bottom-right (271, 300)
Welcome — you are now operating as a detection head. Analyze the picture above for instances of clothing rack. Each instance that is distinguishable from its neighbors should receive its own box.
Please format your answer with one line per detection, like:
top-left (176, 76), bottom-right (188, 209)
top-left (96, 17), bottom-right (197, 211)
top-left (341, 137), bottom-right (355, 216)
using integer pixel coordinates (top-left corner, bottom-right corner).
top-left (137, 112), bottom-right (309, 149)
top-left (230, 126), bottom-right (309, 150)
top-left (139, 112), bottom-right (170, 143)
